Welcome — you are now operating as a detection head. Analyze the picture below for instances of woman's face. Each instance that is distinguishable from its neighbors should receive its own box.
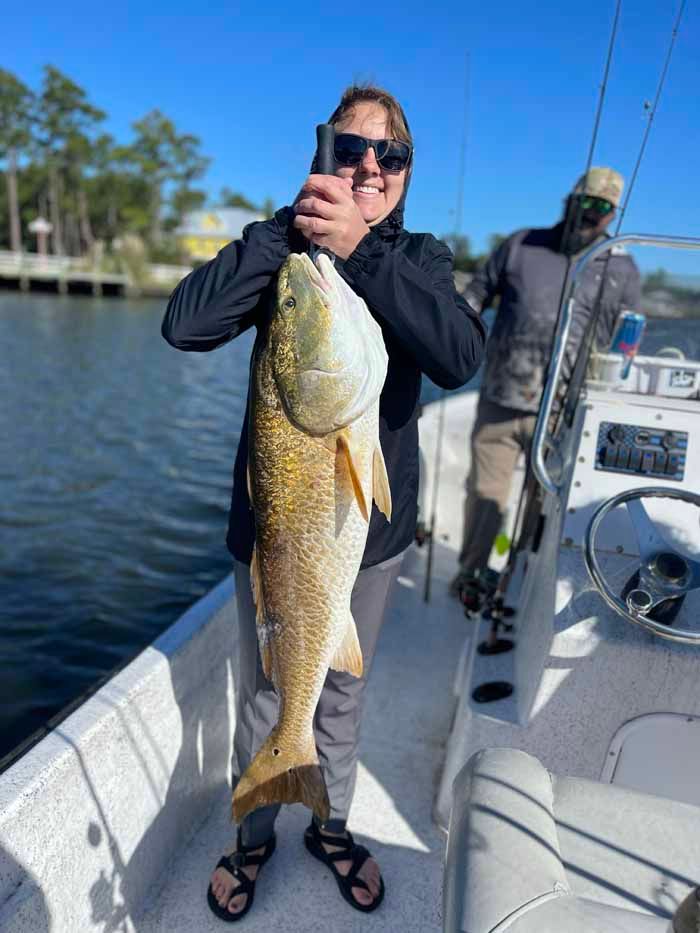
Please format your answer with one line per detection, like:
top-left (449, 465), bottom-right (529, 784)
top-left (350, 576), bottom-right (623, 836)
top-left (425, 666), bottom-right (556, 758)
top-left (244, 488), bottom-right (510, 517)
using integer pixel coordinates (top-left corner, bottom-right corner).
top-left (334, 102), bottom-right (407, 227)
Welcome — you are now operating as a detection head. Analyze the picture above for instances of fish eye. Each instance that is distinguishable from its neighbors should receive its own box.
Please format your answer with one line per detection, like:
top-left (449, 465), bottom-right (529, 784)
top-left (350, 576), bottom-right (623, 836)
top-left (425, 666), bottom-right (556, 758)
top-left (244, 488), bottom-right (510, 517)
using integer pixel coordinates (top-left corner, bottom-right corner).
top-left (283, 297), bottom-right (296, 311)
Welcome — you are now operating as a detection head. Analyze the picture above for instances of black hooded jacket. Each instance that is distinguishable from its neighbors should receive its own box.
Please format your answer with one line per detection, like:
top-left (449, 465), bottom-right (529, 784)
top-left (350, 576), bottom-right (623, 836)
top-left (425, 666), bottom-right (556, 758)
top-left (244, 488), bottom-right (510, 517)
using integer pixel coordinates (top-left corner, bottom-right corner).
top-left (162, 197), bottom-right (485, 569)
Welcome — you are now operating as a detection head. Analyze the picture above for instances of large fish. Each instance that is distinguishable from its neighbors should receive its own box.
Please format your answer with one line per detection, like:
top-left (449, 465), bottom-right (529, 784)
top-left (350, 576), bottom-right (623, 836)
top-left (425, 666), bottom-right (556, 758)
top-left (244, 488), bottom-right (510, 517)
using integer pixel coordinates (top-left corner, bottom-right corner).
top-left (232, 252), bottom-right (391, 823)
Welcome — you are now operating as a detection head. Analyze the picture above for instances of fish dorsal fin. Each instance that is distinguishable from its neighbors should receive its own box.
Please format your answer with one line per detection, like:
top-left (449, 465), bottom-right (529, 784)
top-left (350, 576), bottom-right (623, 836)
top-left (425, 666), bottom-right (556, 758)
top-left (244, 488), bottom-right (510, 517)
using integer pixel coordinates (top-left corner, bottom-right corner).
top-left (336, 433), bottom-right (369, 522)
top-left (250, 546), bottom-right (272, 679)
top-left (330, 614), bottom-right (363, 677)
top-left (372, 443), bottom-right (392, 522)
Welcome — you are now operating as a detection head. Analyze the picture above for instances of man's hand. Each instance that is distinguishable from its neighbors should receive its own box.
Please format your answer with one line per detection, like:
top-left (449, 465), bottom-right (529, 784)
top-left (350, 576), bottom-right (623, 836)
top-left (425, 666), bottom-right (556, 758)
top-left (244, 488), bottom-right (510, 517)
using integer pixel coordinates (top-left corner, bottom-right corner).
top-left (293, 175), bottom-right (370, 260)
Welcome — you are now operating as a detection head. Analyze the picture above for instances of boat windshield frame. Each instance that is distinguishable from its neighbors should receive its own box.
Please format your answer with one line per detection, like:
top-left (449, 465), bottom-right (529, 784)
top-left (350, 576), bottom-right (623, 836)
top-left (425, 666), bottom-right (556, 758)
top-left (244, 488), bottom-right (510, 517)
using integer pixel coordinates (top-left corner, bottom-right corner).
top-left (533, 233), bottom-right (700, 497)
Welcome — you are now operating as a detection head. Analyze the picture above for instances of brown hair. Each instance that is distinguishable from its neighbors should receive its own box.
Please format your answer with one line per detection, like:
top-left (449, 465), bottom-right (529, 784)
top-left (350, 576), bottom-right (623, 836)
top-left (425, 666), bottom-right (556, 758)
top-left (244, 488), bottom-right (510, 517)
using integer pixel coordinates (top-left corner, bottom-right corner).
top-left (327, 84), bottom-right (413, 148)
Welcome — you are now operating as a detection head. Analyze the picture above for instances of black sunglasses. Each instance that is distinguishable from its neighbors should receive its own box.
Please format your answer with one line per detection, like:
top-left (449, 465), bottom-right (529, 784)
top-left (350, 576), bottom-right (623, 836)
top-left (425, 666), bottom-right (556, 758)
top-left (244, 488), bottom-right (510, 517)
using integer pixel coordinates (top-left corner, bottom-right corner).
top-left (575, 195), bottom-right (615, 217)
top-left (333, 133), bottom-right (413, 173)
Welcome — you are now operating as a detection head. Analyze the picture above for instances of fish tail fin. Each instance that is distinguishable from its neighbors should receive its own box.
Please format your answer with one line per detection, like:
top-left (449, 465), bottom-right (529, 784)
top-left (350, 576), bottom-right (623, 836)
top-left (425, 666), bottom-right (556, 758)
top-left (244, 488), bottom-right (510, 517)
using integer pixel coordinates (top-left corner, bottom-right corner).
top-left (232, 731), bottom-right (330, 824)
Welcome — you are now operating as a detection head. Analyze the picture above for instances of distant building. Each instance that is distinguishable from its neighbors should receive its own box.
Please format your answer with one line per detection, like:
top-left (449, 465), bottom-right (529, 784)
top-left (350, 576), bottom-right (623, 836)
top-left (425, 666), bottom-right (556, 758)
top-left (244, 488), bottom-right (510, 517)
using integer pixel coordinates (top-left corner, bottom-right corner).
top-left (175, 208), bottom-right (264, 261)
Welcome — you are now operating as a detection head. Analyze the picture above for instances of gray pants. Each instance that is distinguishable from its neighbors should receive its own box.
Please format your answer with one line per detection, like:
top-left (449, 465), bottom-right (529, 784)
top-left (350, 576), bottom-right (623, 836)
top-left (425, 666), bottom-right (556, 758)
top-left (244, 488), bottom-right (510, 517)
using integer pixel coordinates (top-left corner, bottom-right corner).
top-left (231, 551), bottom-right (404, 847)
top-left (458, 397), bottom-right (537, 573)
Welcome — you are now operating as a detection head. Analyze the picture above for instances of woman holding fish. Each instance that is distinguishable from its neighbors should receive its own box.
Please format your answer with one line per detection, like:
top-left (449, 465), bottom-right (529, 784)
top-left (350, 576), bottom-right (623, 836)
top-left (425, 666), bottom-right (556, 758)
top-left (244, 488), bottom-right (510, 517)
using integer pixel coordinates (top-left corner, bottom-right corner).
top-left (162, 84), bottom-right (485, 922)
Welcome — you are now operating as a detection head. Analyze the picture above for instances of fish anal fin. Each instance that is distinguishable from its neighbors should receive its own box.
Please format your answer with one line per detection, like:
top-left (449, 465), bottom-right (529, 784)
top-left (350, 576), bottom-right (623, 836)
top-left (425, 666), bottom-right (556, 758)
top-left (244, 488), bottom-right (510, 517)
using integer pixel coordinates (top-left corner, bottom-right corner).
top-left (330, 614), bottom-right (363, 678)
top-left (232, 732), bottom-right (330, 823)
top-left (336, 433), bottom-right (369, 522)
top-left (250, 547), bottom-right (272, 679)
top-left (372, 443), bottom-right (392, 522)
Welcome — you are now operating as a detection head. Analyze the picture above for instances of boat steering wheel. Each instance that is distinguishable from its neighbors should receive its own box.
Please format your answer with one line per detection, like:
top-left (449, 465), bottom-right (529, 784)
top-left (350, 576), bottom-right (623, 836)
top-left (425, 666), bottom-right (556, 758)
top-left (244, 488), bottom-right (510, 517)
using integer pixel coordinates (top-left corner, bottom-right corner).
top-left (584, 487), bottom-right (700, 645)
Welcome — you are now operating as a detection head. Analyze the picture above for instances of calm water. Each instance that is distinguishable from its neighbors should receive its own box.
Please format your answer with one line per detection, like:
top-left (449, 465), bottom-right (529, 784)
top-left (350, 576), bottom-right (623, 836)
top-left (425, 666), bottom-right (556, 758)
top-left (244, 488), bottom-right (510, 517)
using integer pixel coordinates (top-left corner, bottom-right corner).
top-left (0, 292), bottom-right (696, 766)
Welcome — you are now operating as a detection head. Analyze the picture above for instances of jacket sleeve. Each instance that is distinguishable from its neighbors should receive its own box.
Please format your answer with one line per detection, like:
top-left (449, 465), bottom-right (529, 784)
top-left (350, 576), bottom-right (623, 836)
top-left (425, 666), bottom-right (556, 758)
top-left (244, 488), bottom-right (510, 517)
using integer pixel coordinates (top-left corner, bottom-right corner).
top-left (462, 236), bottom-right (511, 314)
top-left (600, 257), bottom-right (643, 347)
top-left (343, 232), bottom-right (486, 390)
top-left (161, 207), bottom-right (292, 351)
top-left (621, 259), bottom-right (642, 312)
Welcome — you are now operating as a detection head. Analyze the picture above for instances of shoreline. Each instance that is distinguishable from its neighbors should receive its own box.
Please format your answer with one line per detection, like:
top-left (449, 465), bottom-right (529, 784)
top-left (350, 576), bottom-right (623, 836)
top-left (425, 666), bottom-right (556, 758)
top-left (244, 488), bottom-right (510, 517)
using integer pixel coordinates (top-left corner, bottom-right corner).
top-left (1, 276), bottom-right (697, 317)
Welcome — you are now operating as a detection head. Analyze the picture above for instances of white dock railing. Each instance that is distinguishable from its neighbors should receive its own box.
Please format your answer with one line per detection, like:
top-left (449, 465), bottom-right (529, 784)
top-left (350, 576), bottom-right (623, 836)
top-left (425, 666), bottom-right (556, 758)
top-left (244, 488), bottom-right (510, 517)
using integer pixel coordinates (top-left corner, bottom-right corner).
top-left (0, 251), bottom-right (192, 290)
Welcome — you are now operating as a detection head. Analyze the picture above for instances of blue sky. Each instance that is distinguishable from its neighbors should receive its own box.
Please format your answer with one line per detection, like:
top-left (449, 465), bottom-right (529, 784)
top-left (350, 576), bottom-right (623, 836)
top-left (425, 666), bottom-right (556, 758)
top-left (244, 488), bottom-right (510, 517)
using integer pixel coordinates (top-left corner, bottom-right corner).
top-left (4, 0), bottom-right (699, 273)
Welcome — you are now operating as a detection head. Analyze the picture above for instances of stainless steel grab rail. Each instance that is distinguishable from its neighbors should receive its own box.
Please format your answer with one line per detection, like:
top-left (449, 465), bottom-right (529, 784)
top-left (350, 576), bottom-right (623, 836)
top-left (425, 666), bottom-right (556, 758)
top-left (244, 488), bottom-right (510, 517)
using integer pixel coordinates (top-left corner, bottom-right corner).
top-left (531, 233), bottom-right (700, 497)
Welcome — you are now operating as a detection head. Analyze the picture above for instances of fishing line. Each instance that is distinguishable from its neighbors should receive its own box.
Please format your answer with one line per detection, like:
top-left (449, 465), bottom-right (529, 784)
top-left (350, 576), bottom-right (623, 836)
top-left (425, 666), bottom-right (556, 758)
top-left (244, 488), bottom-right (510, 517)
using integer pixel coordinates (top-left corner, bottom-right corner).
top-left (614, 0), bottom-right (687, 234)
top-left (424, 52), bottom-right (470, 603)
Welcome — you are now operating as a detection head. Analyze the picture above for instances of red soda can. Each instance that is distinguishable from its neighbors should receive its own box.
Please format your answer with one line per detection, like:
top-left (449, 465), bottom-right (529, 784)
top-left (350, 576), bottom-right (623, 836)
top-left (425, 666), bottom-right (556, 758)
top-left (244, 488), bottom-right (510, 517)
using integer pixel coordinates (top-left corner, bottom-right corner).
top-left (610, 310), bottom-right (646, 379)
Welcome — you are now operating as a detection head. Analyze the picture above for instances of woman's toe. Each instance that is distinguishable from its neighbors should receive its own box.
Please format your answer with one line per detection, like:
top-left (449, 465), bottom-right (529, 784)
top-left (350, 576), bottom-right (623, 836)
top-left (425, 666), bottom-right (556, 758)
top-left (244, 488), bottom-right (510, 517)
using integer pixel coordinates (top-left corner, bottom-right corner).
top-left (217, 885), bottom-right (230, 907)
top-left (353, 887), bottom-right (373, 906)
top-left (228, 893), bottom-right (246, 914)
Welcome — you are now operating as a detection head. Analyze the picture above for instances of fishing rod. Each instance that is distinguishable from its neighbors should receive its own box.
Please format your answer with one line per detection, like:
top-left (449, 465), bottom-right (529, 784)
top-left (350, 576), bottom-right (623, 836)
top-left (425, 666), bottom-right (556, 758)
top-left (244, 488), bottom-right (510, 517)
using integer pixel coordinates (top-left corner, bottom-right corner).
top-left (497, 0), bottom-right (686, 612)
top-left (614, 0), bottom-right (686, 236)
top-left (423, 52), bottom-right (470, 603)
top-left (495, 0), bottom-right (622, 597)
top-left (559, 0), bottom-right (687, 430)
top-left (491, 0), bottom-right (624, 605)
top-left (465, 0), bottom-right (685, 631)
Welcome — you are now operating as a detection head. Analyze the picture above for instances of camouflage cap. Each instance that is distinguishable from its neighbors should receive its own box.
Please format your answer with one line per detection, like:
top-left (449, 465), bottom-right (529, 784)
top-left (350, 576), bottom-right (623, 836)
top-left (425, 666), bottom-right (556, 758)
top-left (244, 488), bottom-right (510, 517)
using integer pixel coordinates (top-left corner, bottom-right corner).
top-left (572, 166), bottom-right (624, 208)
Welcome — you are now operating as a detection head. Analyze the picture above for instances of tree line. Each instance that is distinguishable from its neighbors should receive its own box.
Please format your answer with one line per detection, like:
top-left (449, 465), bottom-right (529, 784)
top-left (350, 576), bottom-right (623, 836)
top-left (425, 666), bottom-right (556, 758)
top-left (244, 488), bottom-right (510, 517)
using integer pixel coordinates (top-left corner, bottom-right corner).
top-left (2, 65), bottom-right (689, 294)
top-left (0, 65), bottom-right (271, 264)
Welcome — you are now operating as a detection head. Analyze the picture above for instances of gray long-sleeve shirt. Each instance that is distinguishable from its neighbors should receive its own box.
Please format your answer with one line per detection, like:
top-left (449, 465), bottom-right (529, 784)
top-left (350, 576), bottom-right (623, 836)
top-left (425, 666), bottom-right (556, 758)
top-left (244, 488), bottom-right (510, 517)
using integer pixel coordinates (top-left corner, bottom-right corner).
top-left (465, 224), bottom-right (642, 413)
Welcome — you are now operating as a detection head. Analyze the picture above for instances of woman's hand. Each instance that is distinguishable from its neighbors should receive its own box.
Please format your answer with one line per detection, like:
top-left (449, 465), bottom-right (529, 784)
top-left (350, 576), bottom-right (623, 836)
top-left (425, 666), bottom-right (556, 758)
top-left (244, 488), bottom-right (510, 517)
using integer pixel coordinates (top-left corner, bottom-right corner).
top-left (293, 175), bottom-right (370, 260)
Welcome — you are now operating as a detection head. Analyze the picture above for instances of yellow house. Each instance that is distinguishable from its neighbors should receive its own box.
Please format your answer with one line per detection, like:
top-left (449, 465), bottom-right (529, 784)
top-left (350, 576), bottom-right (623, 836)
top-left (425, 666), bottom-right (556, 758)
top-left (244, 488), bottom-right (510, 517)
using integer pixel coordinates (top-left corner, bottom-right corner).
top-left (176, 208), bottom-right (264, 261)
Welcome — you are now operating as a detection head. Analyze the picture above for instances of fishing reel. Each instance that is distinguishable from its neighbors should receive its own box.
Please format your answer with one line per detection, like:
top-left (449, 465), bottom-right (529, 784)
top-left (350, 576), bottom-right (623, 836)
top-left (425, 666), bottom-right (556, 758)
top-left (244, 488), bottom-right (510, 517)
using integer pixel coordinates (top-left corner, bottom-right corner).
top-left (453, 567), bottom-right (500, 615)
top-left (477, 596), bottom-right (516, 655)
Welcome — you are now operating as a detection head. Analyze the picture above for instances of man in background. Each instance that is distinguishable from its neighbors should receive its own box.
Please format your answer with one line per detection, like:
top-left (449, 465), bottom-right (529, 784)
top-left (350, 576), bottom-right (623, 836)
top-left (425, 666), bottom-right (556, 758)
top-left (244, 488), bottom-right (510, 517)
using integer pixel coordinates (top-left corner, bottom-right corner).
top-left (451, 167), bottom-right (641, 604)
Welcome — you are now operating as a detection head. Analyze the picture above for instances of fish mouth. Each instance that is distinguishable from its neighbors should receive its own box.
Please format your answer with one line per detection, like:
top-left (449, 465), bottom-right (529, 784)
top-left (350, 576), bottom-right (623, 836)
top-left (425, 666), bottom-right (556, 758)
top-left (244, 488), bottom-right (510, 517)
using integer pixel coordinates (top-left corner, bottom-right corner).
top-left (298, 253), bottom-right (331, 294)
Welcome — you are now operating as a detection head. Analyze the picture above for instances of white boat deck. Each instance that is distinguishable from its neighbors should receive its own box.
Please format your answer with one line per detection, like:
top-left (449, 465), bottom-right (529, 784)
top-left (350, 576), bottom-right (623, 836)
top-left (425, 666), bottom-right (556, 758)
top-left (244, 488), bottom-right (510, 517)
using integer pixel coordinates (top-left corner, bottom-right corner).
top-left (137, 392), bottom-right (489, 932)
top-left (2, 390), bottom-right (524, 932)
top-left (140, 543), bottom-right (469, 933)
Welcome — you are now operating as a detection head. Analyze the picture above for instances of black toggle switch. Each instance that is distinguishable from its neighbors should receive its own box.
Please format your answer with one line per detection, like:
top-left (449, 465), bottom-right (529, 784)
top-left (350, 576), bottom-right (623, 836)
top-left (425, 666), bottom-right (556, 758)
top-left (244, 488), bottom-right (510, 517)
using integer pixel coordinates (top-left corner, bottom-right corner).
top-left (666, 453), bottom-right (682, 475)
top-left (641, 450), bottom-right (655, 473)
top-left (603, 445), bottom-right (618, 467)
top-left (616, 446), bottom-right (631, 469)
top-left (654, 451), bottom-right (668, 473)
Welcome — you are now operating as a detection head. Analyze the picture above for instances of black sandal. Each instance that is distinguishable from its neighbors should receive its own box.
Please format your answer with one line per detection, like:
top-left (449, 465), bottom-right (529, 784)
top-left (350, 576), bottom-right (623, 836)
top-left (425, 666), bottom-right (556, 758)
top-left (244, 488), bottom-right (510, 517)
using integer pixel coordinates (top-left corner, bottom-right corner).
top-left (206, 828), bottom-right (276, 923)
top-left (303, 821), bottom-right (385, 913)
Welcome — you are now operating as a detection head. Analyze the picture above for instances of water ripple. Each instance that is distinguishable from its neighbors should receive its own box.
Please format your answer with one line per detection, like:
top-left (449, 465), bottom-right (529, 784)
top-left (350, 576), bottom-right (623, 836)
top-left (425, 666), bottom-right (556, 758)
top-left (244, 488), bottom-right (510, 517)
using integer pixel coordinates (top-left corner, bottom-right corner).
top-left (1, 293), bottom-right (692, 766)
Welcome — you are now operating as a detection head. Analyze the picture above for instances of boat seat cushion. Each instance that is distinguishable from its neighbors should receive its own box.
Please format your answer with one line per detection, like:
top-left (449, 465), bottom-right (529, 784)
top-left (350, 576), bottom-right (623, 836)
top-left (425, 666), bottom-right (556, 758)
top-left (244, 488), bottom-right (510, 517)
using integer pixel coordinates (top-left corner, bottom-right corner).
top-left (444, 747), bottom-right (700, 932)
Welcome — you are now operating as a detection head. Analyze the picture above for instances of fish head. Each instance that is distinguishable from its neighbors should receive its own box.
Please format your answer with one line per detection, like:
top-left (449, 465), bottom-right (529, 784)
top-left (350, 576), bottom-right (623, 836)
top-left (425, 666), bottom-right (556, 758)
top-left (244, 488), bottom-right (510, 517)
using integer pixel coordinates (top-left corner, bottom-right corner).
top-left (269, 252), bottom-right (387, 435)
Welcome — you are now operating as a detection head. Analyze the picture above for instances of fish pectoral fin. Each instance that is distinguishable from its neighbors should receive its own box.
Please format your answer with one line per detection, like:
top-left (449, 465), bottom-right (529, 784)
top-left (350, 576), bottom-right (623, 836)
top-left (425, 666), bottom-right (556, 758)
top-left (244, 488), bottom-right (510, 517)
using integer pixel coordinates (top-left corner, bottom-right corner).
top-left (330, 614), bottom-right (363, 677)
top-left (336, 433), bottom-right (369, 522)
top-left (246, 462), bottom-right (253, 503)
top-left (250, 547), bottom-right (273, 679)
top-left (372, 443), bottom-right (392, 522)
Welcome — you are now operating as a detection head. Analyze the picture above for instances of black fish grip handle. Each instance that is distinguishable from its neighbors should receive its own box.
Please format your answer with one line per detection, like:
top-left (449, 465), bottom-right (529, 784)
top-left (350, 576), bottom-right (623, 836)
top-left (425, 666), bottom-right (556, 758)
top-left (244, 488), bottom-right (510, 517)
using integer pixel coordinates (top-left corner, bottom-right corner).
top-left (310, 124), bottom-right (336, 264)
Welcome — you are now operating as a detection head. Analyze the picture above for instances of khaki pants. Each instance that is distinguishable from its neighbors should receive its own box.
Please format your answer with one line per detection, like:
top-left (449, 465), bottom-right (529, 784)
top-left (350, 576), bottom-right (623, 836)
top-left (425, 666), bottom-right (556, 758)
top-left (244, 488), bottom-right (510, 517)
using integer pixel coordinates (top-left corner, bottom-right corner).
top-left (458, 397), bottom-right (537, 573)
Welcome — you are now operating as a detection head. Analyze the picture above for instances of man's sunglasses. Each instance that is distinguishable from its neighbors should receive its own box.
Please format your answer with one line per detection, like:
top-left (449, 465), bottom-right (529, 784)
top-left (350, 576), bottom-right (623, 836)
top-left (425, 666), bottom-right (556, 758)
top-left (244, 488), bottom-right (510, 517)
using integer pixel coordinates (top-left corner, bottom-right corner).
top-left (333, 133), bottom-right (413, 173)
top-left (575, 195), bottom-right (615, 217)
